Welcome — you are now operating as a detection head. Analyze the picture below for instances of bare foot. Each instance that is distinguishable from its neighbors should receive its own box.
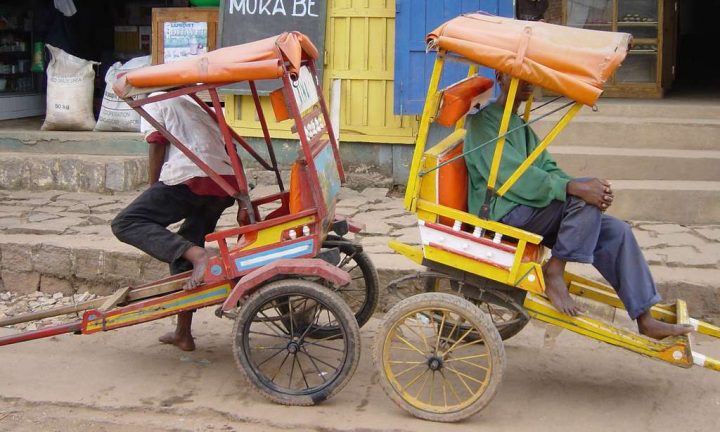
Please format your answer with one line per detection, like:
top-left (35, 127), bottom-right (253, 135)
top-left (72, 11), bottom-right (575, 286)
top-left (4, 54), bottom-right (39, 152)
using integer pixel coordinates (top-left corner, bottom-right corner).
top-left (543, 258), bottom-right (581, 317)
top-left (159, 331), bottom-right (196, 352)
top-left (637, 312), bottom-right (693, 340)
top-left (182, 246), bottom-right (209, 290)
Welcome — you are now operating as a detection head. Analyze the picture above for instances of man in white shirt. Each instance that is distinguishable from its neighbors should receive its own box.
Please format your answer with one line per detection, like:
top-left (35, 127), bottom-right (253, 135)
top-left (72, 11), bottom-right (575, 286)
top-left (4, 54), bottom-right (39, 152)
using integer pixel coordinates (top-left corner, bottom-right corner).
top-left (111, 94), bottom-right (237, 351)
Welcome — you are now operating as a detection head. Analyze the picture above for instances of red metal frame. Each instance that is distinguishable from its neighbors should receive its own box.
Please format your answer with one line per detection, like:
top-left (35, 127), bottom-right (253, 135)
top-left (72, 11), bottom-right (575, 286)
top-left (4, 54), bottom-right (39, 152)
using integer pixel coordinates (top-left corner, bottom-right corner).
top-left (221, 258), bottom-right (352, 312)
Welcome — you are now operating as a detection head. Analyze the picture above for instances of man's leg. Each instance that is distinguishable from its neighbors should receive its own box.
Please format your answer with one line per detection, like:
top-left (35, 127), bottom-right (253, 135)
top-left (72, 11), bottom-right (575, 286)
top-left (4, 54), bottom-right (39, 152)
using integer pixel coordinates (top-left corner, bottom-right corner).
top-left (592, 216), bottom-right (692, 339)
top-left (159, 195), bottom-right (235, 351)
top-left (111, 183), bottom-right (200, 271)
top-left (503, 197), bottom-right (601, 316)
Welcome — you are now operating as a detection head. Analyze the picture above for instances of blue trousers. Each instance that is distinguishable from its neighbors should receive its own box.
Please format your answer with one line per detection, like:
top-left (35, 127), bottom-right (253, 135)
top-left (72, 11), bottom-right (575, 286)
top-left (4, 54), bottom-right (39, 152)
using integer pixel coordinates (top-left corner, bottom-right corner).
top-left (501, 196), bottom-right (661, 319)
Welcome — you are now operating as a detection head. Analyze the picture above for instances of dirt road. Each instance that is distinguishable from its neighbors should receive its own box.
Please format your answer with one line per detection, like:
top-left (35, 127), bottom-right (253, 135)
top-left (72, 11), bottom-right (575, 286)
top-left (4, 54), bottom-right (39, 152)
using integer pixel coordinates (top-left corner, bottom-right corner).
top-left (1, 310), bottom-right (719, 432)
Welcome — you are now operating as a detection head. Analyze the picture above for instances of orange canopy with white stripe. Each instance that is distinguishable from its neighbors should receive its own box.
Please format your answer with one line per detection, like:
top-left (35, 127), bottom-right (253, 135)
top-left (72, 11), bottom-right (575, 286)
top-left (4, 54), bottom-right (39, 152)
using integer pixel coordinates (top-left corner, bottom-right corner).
top-left (427, 14), bottom-right (631, 106)
top-left (113, 31), bottom-right (319, 98)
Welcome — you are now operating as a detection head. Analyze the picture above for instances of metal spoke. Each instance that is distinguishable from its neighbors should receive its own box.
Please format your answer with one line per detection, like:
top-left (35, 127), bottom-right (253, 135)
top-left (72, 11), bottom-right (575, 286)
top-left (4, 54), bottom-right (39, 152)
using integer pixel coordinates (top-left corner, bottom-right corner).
top-left (270, 351), bottom-right (291, 383)
top-left (440, 369), bottom-right (463, 404)
top-left (301, 340), bottom-right (344, 353)
top-left (288, 296), bottom-right (295, 336)
top-left (299, 346), bottom-right (340, 371)
top-left (248, 331), bottom-right (288, 339)
top-left (444, 353), bottom-right (489, 362)
top-left (258, 309), bottom-right (290, 337)
top-left (441, 325), bottom-right (476, 356)
top-left (402, 322), bottom-right (431, 352)
top-left (299, 346), bottom-right (327, 383)
top-left (296, 354), bottom-right (310, 389)
top-left (393, 333), bottom-right (427, 357)
top-left (445, 337), bottom-right (487, 353)
top-left (254, 345), bottom-right (286, 368)
top-left (297, 302), bottom-right (321, 341)
top-left (392, 362), bottom-right (424, 379)
top-left (446, 365), bottom-right (474, 394)
top-left (288, 352), bottom-right (297, 388)
top-left (414, 369), bottom-right (431, 400)
top-left (398, 367), bottom-right (429, 393)
top-left (435, 311), bottom-right (447, 352)
top-left (444, 365), bottom-right (485, 385)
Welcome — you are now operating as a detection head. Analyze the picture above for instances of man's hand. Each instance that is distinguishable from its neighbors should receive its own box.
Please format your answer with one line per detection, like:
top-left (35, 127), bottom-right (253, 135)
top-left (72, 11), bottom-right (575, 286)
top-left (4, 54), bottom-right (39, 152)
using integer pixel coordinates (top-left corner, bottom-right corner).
top-left (567, 178), bottom-right (614, 211)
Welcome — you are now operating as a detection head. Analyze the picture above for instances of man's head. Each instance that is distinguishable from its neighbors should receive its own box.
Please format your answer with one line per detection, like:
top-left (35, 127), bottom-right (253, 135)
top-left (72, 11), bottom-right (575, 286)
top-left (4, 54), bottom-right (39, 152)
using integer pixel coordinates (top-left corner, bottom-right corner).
top-left (495, 71), bottom-right (535, 104)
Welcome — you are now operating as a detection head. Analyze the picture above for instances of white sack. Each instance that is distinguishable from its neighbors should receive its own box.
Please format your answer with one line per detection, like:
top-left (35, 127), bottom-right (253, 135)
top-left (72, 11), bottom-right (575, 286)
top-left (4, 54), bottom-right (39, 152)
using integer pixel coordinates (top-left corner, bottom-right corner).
top-left (94, 55), bottom-right (151, 132)
top-left (41, 44), bottom-right (99, 131)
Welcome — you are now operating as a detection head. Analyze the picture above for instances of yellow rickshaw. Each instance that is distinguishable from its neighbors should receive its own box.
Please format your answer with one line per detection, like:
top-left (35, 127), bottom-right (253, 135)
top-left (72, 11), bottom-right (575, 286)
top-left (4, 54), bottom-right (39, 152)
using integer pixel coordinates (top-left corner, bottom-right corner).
top-left (373, 13), bottom-right (720, 422)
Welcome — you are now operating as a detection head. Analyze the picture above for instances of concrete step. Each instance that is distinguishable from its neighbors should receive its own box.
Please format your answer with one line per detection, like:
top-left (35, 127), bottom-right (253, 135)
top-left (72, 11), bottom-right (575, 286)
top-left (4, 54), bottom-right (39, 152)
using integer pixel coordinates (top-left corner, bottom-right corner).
top-left (0, 122), bottom-right (146, 156)
top-left (552, 147), bottom-right (720, 181)
top-left (562, 97), bottom-right (720, 119)
top-left (0, 152), bottom-right (148, 194)
top-left (532, 115), bottom-right (720, 150)
top-left (609, 180), bottom-right (720, 224)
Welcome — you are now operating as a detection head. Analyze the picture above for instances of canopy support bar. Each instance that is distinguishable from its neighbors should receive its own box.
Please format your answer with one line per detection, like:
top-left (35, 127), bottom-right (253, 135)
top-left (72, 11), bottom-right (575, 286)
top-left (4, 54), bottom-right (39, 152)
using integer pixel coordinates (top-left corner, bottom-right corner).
top-left (496, 102), bottom-right (582, 197)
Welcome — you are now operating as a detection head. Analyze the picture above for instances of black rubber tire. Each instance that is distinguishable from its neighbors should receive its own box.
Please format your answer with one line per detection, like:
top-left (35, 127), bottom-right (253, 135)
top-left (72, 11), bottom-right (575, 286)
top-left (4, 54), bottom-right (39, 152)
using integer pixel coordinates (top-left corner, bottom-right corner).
top-left (374, 293), bottom-right (506, 422)
top-left (232, 279), bottom-right (361, 406)
top-left (321, 235), bottom-right (379, 330)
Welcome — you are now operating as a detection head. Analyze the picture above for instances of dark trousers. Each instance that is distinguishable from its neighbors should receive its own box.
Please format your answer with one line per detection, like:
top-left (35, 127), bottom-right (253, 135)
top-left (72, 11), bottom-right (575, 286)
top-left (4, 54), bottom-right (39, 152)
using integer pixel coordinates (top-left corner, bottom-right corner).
top-left (111, 182), bottom-right (234, 275)
top-left (501, 196), bottom-right (661, 319)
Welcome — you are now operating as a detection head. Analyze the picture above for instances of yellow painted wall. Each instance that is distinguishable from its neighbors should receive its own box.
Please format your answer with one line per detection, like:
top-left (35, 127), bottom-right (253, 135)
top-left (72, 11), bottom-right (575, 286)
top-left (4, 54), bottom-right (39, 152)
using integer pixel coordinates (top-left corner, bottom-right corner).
top-left (225, 0), bottom-right (418, 144)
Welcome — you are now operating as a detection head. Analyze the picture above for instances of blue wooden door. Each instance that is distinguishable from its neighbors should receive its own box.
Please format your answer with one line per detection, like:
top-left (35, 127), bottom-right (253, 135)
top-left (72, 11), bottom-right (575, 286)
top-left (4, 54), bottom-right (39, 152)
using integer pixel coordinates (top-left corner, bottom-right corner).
top-left (394, 0), bottom-right (514, 115)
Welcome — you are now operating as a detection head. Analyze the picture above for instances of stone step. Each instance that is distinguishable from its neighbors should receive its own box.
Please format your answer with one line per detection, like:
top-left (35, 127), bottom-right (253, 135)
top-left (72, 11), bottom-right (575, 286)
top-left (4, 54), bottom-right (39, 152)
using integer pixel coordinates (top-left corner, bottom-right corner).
top-left (0, 152), bottom-right (148, 194)
top-left (583, 98), bottom-right (720, 119)
top-left (0, 128), bottom-right (146, 155)
top-left (551, 147), bottom-right (720, 181)
top-left (609, 180), bottom-right (720, 224)
top-left (532, 115), bottom-right (720, 150)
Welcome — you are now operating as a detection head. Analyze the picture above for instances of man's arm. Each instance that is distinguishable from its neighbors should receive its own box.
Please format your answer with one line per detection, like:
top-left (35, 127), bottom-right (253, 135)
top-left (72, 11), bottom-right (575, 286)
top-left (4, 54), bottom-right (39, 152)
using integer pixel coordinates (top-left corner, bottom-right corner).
top-left (146, 131), bottom-right (168, 184)
top-left (465, 114), bottom-right (570, 208)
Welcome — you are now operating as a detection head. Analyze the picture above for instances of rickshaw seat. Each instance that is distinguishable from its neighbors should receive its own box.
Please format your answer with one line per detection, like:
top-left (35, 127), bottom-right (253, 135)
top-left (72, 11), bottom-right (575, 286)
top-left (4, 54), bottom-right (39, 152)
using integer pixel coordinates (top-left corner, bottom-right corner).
top-left (422, 131), bottom-right (468, 226)
top-left (436, 76), bottom-right (494, 128)
top-left (289, 160), bottom-right (314, 214)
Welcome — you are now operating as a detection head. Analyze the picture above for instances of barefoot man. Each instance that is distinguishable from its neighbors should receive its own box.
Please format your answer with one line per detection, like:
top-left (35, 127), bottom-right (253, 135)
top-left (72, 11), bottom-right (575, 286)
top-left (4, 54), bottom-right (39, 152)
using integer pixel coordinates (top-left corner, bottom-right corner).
top-left (464, 71), bottom-right (692, 339)
top-left (111, 94), bottom-right (236, 351)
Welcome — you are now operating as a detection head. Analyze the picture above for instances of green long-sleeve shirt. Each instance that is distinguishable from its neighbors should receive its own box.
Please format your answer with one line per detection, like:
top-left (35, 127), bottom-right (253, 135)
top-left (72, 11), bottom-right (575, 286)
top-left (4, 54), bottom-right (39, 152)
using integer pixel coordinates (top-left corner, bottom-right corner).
top-left (464, 103), bottom-right (573, 221)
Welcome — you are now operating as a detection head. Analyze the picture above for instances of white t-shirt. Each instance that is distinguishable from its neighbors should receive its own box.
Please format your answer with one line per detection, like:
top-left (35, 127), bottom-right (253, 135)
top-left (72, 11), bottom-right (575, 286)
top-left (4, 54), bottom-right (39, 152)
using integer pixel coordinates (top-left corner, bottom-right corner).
top-left (141, 94), bottom-right (235, 186)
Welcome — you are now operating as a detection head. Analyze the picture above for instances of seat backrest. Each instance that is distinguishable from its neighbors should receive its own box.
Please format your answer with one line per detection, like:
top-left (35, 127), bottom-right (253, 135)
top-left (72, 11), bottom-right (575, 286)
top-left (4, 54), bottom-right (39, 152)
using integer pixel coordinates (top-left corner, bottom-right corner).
top-left (419, 130), bottom-right (468, 226)
top-left (289, 160), bottom-right (314, 214)
top-left (435, 76), bottom-right (494, 128)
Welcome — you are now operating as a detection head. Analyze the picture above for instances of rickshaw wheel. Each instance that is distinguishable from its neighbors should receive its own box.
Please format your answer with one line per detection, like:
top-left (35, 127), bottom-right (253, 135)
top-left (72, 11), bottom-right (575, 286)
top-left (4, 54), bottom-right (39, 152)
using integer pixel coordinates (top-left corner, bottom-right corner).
top-left (323, 235), bottom-right (379, 329)
top-left (233, 279), bottom-right (360, 406)
top-left (373, 293), bottom-right (505, 422)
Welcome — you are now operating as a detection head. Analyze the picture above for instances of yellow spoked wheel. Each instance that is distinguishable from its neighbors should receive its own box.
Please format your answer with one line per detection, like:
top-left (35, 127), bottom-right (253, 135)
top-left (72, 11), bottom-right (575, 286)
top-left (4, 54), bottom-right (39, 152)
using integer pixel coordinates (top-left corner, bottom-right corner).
top-left (374, 292), bottom-right (505, 422)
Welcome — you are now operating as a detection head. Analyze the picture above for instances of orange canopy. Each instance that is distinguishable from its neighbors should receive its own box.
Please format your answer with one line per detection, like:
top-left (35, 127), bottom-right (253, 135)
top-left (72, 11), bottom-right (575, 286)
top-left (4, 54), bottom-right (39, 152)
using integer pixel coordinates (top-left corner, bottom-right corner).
top-left (427, 14), bottom-right (631, 106)
top-left (114, 32), bottom-right (319, 98)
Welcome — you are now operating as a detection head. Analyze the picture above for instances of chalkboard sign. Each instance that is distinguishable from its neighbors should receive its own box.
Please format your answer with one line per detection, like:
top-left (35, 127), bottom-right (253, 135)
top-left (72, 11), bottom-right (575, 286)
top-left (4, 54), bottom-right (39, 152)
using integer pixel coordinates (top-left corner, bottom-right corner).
top-left (218, 0), bottom-right (327, 94)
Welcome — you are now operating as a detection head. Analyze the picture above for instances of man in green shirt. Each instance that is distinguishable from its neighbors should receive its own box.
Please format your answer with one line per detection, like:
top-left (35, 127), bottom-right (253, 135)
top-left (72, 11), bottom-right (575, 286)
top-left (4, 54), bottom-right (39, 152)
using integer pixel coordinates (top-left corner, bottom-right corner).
top-left (464, 72), bottom-right (692, 339)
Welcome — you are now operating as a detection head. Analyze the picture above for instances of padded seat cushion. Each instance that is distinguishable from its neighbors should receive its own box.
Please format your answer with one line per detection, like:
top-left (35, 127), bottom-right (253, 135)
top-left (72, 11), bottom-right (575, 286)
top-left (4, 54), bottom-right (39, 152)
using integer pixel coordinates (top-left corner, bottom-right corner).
top-left (436, 76), bottom-right (494, 127)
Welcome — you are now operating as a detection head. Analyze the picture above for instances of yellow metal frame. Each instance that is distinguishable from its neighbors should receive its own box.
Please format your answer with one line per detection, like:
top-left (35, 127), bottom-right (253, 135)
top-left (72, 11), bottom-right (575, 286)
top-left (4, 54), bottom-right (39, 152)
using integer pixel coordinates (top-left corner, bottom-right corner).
top-left (394, 50), bottom-right (720, 373)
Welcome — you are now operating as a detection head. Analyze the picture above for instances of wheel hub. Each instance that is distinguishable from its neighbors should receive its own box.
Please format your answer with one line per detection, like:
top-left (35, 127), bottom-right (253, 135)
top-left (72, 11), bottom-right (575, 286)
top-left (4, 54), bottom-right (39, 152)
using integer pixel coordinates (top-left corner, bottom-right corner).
top-left (427, 356), bottom-right (443, 371)
top-left (287, 341), bottom-right (300, 354)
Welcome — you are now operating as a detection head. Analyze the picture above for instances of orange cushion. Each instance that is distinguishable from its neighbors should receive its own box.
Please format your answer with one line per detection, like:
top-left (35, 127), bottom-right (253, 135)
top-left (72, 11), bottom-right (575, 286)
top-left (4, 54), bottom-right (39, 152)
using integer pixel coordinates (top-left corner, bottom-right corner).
top-left (289, 161), bottom-right (314, 214)
top-left (437, 141), bottom-right (468, 226)
top-left (436, 76), bottom-right (494, 127)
